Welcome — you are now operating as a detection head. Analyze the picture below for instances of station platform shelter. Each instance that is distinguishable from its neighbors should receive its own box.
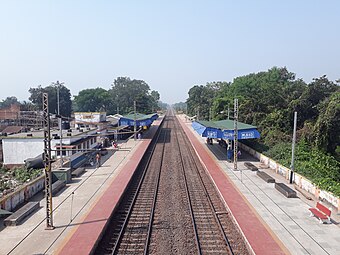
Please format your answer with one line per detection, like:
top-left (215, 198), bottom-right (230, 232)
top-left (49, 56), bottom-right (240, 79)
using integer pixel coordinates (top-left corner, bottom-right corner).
top-left (118, 113), bottom-right (158, 128)
top-left (192, 119), bottom-right (260, 140)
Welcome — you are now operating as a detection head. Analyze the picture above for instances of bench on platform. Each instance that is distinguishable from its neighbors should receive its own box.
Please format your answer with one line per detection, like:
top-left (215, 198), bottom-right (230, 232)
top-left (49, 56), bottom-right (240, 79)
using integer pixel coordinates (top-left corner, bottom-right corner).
top-left (309, 202), bottom-right (332, 224)
top-left (52, 180), bottom-right (66, 196)
top-left (256, 171), bottom-right (275, 183)
top-left (72, 167), bottom-right (85, 178)
top-left (275, 183), bottom-right (297, 198)
top-left (4, 202), bottom-right (40, 226)
top-left (244, 162), bottom-right (258, 171)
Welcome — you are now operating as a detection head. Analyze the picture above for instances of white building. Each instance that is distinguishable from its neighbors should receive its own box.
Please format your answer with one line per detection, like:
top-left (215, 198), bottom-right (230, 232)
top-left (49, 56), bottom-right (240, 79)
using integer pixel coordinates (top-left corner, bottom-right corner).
top-left (2, 127), bottom-right (100, 169)
top-left (74, 112), bottom-right (106, 128)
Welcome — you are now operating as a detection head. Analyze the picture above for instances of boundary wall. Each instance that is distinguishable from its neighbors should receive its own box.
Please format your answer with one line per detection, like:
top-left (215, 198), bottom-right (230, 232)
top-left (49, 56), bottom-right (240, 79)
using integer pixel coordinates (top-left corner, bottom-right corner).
top-left (238, 142), bottom-right (340, 211)
top-left (0, 175), bottom-right (44, 212)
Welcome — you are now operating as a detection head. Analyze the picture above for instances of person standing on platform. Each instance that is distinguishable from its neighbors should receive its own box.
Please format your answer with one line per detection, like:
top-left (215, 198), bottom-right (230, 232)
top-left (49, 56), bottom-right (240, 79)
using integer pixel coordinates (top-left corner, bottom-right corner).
top-left (96, 152), bottom-right (101, 168)
top-left (237, 150), bottom-right (242, 158)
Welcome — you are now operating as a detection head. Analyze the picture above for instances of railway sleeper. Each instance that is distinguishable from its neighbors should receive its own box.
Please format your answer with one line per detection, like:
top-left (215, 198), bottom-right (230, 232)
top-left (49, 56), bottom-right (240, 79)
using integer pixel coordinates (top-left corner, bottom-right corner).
top-left (198, 232), bottom-right (222, 238)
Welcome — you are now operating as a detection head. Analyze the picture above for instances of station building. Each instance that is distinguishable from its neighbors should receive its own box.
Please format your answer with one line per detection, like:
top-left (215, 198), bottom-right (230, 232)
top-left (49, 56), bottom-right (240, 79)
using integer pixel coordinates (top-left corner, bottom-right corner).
top-left (2, 127), bottom-right (100, 169)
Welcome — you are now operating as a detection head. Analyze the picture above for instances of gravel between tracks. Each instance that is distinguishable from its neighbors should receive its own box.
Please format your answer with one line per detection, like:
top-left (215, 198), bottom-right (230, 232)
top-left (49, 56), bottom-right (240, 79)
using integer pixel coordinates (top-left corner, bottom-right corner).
top-left (149, 116), bottom-right (250, 255)
top-left (149, 123), bottom-right (196, 255)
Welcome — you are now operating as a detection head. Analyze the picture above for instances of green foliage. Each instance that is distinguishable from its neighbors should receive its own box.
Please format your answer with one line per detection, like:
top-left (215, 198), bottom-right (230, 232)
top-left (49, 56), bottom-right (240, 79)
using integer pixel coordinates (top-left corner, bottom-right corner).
top-left (262, 141), bottom-right (340, 196)
top-left (12, 167), bottom-right (42, 183)
top-left (186, 82), bottom-right (225, 120)
top-left (29, 81), bottom-right (72, 117)
top-left (186, 67), bottom-right (339, 196)
top-left (313, 91), bottom-right (340, 157)
top-left (74, 88), bottom-right (113, 113)
top-left (0, 96), bottom-right (20, 109)
top-left (110, 77), bottom-right (159, 114)
top-left (0, 166), bottom-right (42, 194)
top-left (172, 102), bottom-right (187, 113)
top-left (158, 101), bottom-right (168, 111)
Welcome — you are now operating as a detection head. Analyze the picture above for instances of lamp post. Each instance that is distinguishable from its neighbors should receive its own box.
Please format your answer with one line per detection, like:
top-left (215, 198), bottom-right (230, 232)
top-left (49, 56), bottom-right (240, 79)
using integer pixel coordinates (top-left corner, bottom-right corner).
top-left (116, 95), bottom-right (119, 114)
top-left (290, 112), bottom-right (297, 184)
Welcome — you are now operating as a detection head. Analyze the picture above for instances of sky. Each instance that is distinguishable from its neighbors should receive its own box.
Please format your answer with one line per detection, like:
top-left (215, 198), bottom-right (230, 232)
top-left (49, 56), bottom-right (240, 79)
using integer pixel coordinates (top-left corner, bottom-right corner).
top-left (0, 0), bottom-right (339, 104)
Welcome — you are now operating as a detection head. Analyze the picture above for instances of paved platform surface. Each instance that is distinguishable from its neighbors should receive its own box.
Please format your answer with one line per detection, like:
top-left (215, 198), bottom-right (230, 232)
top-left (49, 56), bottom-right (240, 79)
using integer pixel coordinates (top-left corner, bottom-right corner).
top-left (0, 119), bottom-right (161, 255)
top-left (179, 115), bottom-right (340, 255)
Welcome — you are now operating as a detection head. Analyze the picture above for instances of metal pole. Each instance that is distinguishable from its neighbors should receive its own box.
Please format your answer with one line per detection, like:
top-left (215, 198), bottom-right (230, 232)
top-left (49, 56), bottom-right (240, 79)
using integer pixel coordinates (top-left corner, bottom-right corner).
top-left (57, 85), bottom-right (63, 166)
top-left (227, 105), bottom-right (230, 120)
top-left (43, 93), bottom-right (54, 230)
top-left (233, 99), bottom-right (238, 172)
top-left (290, 112), bottom-right (297, 184)
top-left (134, 101), bottom-right (137, 141)
top-left (116, 95), bottom-right (119, 114)
top-left (70, 192), bottom-right (74, 223)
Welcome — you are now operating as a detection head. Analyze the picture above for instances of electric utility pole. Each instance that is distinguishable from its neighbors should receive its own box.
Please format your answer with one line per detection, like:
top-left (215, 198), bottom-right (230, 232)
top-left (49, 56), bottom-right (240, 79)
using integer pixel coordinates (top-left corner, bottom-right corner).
top-left (134, 100), bottom-right (137, 141)
top-left (233, 98), bottom-right (239, 172)
top-left (43, 93), bottom-right (54, 230)
top-left (57, 84), bottom-right (63, 166)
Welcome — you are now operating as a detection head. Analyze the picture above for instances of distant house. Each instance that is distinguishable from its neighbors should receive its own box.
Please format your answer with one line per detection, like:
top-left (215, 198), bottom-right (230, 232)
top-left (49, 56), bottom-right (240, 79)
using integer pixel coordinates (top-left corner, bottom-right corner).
top-left (2, 127), bottom-right (100, 169)
top-left (74, 112), bottom-right (107, 128)
top-left (0, 126), bottom-right (26, 164)
top-left (0, 104), bottom-right (20, 121)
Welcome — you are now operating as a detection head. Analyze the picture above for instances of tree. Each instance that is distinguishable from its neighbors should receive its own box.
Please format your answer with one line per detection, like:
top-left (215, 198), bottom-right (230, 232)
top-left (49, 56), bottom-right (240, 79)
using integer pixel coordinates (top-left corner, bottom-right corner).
top-left (28, 81), bottom-right (72, 117)
top-left (0, 96), bottom-right (20, 109)
top-left (149, 90), bottom-right (160, 112)
top-left (73, 88), bottom-right (113, 113)
top-left (314, 91), bottom-right (340, 157)
top-left (110, 77), bottom-right (159, 114)
top-left (20, 101), bottom-right (37, 111)
top-left (186, 85), bottom-right (217, 120)
top-left (292, 75), bottom-right (338, 124)
top-left (172, 102), bottom-right (187, 113)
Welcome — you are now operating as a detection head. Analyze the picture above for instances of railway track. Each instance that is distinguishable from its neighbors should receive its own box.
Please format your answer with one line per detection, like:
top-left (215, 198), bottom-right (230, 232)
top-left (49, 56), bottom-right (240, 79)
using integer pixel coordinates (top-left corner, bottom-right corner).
top-left (173, 116), bottom-right (234, 254)
top-left (95, 111), bottom-right (249, 255)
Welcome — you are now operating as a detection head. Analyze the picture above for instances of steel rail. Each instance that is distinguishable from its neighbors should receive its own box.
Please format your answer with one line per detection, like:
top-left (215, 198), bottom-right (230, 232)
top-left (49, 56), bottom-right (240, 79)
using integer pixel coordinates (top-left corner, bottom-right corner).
top-left (111, 116), bottom-right (168, 255)
top-left (143, 125), bottom-right (168, 255)
top-left (173, 116), bottom-right (202, 255)
top-left (174, 115), bottom-right (234, 255)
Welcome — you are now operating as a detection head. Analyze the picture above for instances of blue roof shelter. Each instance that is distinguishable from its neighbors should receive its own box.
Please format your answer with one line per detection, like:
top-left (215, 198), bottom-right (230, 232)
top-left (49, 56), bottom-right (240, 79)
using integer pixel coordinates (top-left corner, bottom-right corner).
top-left (119, 113), bottom-right (158, 127)
top-left (192, 120), bottom-right (260, 140)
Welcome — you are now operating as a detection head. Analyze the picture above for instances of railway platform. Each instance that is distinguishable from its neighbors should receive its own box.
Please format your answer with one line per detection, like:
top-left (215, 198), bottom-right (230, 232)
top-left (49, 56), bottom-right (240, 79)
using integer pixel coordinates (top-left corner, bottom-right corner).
top-left (178, 114), bottom-right (340, 255)
top-left (0, 118), bottom-right (162, 255)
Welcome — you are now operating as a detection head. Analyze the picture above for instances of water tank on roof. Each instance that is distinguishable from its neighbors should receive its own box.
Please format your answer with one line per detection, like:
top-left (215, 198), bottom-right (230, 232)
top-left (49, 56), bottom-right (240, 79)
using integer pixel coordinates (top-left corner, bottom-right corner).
top-left (61, 121), bottom-right (70, 130)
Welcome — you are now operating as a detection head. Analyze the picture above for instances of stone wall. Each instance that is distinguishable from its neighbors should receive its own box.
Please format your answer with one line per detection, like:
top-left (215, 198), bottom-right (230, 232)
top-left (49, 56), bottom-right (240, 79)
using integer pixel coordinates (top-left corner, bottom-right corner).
top-left (0, 175), bottom-right (44, 212)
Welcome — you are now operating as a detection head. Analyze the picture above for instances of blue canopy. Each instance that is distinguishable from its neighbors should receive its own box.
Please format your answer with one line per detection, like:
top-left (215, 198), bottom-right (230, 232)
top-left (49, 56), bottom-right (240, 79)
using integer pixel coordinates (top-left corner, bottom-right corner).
top-left (119, 113), bottom-right (158, 127)
top-left (192, 120), bottom-right (260, 140)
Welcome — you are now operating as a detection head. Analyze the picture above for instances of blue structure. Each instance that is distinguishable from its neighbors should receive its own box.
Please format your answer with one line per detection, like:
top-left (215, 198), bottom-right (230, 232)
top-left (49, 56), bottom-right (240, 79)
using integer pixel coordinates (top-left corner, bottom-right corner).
top-left (119, 113), bottom-right (158, 127)
top-left (192, 120), bottom-right (260, 140)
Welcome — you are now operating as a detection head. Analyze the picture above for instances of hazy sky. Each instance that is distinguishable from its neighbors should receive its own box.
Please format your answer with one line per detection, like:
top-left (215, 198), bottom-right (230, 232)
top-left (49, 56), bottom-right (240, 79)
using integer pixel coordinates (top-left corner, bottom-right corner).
top-left (1, 1), bottom-right (339, 104)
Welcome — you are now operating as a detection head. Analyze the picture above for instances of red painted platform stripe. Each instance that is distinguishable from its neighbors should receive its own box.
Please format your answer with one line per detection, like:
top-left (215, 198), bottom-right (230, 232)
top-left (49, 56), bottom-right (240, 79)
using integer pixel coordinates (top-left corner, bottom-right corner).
top-left (178, 118), bottom-right (288, 255)
top-left (58, 124), bottom-right (160, 255)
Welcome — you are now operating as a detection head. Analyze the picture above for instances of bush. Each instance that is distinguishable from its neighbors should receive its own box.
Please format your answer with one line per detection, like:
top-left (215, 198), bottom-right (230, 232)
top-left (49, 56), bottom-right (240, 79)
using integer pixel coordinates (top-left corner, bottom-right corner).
top-left (12, 167), bottom-right (42, 183)
top-left (246, 140), bottom-right (340, 197)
